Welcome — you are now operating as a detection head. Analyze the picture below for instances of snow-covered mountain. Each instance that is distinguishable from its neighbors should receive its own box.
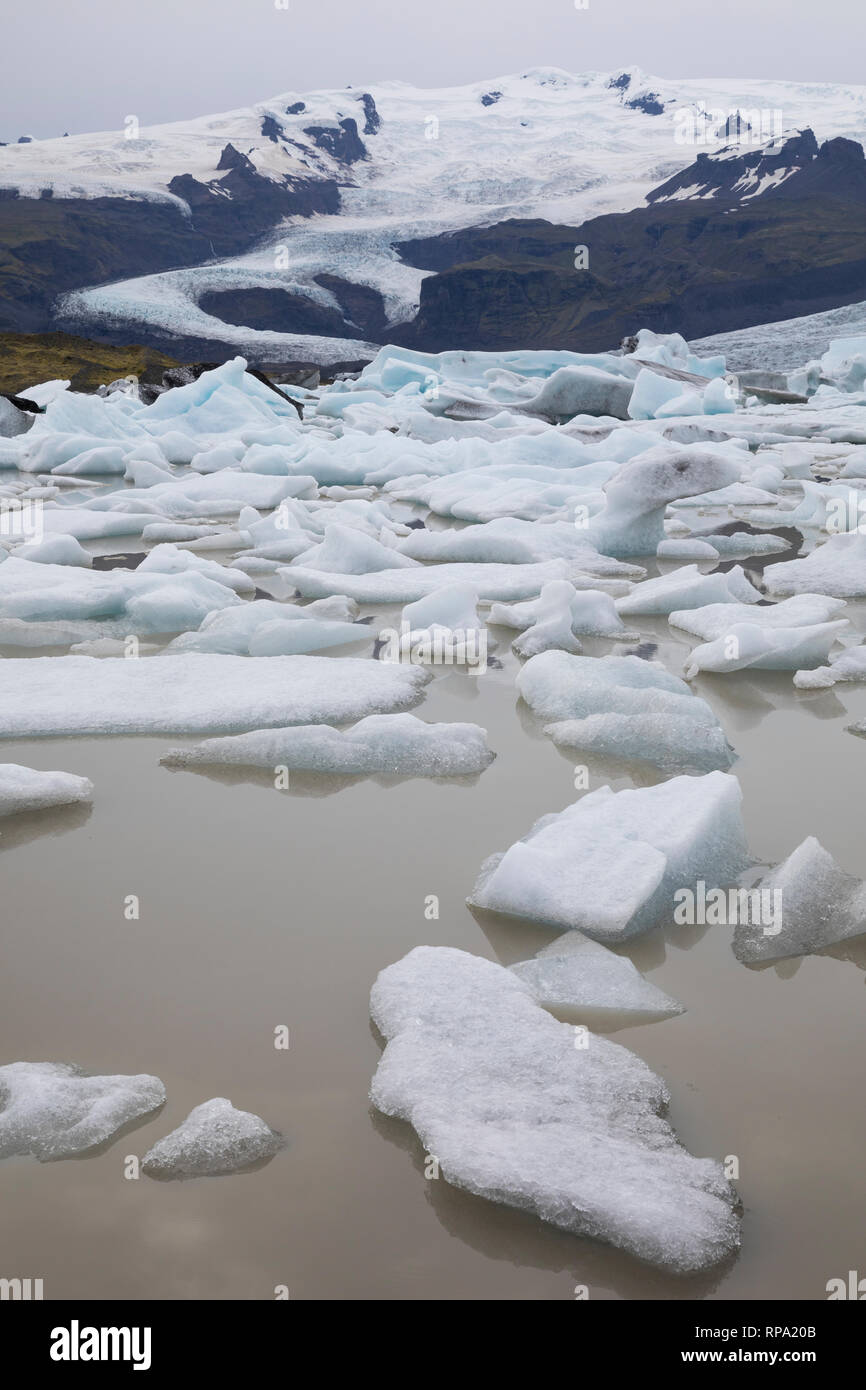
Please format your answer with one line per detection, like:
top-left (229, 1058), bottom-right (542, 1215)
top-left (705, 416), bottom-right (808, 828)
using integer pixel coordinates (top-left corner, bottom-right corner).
top-left (2, 66), bottom-right (866, 363)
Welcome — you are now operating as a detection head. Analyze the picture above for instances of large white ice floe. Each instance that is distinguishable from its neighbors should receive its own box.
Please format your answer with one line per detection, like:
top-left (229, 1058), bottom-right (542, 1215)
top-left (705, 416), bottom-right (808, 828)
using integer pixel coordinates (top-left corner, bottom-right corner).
top-left (682, 620), bottom-right (849, 678)
top-left (764, 532), bottom-right (866, 598)
top-left (669, 593), bottom-right (849, 641)
top-left (0, 655), bottom-right (429, 737)
top-left (141, 1098), bottom-right (283, 1178)
top-left (162, 714), bottom-right (494, 777)
top-left (511, 932), bottom-right (684, 1020)
top-left (0, 556), bottom-right (243, 634)
top-left (396, 517), bottom-right (641, 576)
top-left (733, 838), bottom-right (866, 962)
top-left (0, 763), bottom-right (93, 816)
top-left (616, 564), bottom-right (761, 616)
top-left (0, 1062), bottom-right (165, 1160)
top-left (469, 771), bottom-right (748, 939)
top-left (516, 651), bottom-right (734, 772)
top-left (164, 598), bottom-right (371, 656)
top-left (283, 559), bottom-right (574, 603)
top-left (370, 946), bottom-right (740, 1272)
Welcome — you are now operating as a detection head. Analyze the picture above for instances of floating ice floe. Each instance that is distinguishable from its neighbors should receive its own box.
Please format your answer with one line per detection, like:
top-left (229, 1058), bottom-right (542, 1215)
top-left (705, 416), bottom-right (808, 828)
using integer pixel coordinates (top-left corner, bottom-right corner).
top-left (490, 581), bottom-right (633, 658)
top-left (283, 559), bottom-right (574, 603)
top-left (517, 651), bottom-right (734, 772)
top-left (0, 654), bottom-right (429, 737)
top-left (141, 1098), bottom-right (283, 1178)
top-left (470, 771), bottom-right (748, 940)
top-left (616, 564), bottom-right (760, 617)
top-left (0, 1061), bottom-right (165, 1160)
top-left (764, 532), bottom-right (866, 598)
top-left (165, 598), bottom-right (370, 656)
top-left (163, 713), bottom-right (494, 776)
top-left (14, 535), bottom-right (92, 567)
top-left (0, 763), bottom-right (93, 816)
top-left (682, 620), bottom-right (849, 678)
top-left (668, 593), bottom-right (848, 641)
top-left (511, 932), bottom-right (684, 1020)
top-left (370, 946), bottom-right (740, 1272)
top-left (733, 838), bottom-right (866, 962)
top-left (396, 516), bottom-right (641, 576)
top-left (793, 644), bottom-right (866, 689)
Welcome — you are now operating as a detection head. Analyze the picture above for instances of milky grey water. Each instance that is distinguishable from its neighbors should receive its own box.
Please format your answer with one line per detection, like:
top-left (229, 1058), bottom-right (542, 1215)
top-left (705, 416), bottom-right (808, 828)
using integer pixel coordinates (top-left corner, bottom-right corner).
top-left (2, 585), bottom-right (866, 1300)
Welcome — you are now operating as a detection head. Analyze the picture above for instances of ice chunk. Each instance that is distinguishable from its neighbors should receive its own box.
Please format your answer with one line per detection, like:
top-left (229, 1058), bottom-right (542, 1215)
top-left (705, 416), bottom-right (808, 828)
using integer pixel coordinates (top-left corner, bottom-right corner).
top-left (0, 763), bottom-right (93, 816)
top-left (669, 593), bottom-right (848, 640)
top-left (284, 559), bottom-right (573, 603)
top-left (15, 535), bottom-right (92, 567)
top-left (682, 621), bottom-right (848, 678)
top-left (370, 946), bottom-right (739, 1272)
top-left (587, 445), bottom-right (743, 556)
top-left (137, 544), bottom-right (255, 595)
top-left (733, 838), bottom-right (866, 962)
top-left (794, 644), bottom-right (866, 689)
top-left (141, 1098), bottom-right (282, 1178)
top-left (0, 655), bottom-right (429, 737)
top-left (162, 714), bottom-right (494, 777)
top-left (617, 565), bottom-right (760, 616)
top-left (544, 711), bottom-right (735, 774)
top-left (511, 932), bottom-right (684, 1019)
top-left (291, 523), bottom-right (418, 574)
top-left (517, 650), bottom-right (726, 761)
top-left (470, 772), bottom-right (749, 940)
top-left (522, 366), bottom-right (635, 421)
top-left (398, 517), bottom-right (639, 575)
top-left (657, 537), bottom-right (721, 561)
top-left (164, 599), bottom-right (369, 656)
top-left (764, 533), bottom-right (866, 598)
top-left (0, 1061), bottom-right (165, 1160)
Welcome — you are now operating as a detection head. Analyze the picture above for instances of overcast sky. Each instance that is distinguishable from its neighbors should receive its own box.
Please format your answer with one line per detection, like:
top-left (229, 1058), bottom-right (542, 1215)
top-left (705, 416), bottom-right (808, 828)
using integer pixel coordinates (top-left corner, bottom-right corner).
top-left (2, 0), bottom-right (861, 139)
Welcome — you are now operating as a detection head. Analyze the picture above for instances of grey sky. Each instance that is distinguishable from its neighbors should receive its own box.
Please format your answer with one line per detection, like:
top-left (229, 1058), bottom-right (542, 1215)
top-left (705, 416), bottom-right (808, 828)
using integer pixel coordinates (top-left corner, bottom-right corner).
top-left (2, 0), bottom-right (860, 140)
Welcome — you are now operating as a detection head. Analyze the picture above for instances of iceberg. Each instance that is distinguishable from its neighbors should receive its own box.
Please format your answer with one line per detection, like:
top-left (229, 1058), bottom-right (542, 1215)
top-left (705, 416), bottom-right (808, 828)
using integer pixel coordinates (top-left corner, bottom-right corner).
top-left (284, 559), bottom-right (574, 603)
top-left (141, 1098), bottom-right (282, 1178)
top-left (516, 651), bottom-right (732, 770)
top-left (0, 1061), bottom-right (165, 1160)
top-left (469, 771), bottom-right (749, 940)
top-left (586, 445), bottom-right (744, 556)
top-left (682, 621), bottom-right (848, 678)
top-left (370, 946), bottom-right (740, 1272)
top-left (0, 763), bottom-right (93, 816)
top-left (162, 714), bottom-right (494, 777)
top-left (733, 838), bottom-right (866, 962)
top-left (617, 565), bottom-right (761, 617)
top-left (511, 932), bottom-right (684, 1019)
top-left (669, 593), bottom-right (848, 641)
top-left (0, 654), bottom-right (429, 737)
top-left (793, 644), bottom-right (866, 689)
top-left (764, 532), bottom-right (866, 598)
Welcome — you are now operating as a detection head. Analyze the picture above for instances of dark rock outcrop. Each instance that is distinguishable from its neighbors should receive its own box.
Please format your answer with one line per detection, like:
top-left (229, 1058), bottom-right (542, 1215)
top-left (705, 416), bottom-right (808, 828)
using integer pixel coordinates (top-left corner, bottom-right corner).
top-left (303, 118), bottom-right (366, 164)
